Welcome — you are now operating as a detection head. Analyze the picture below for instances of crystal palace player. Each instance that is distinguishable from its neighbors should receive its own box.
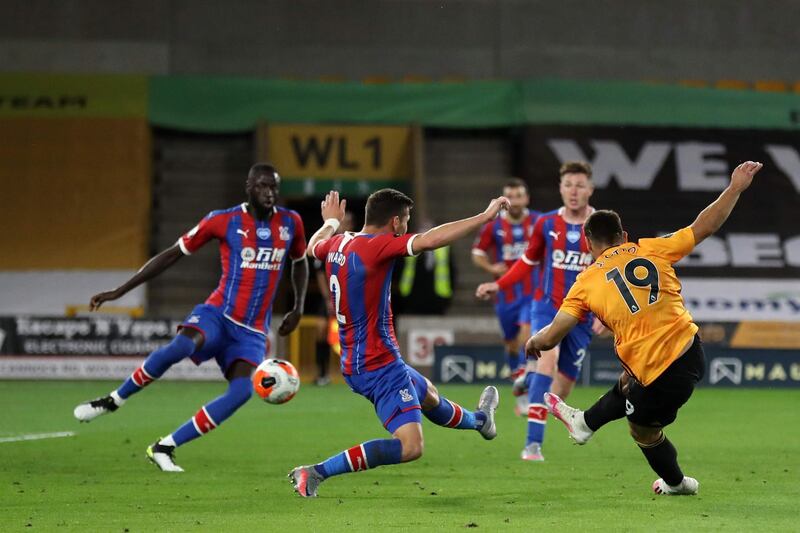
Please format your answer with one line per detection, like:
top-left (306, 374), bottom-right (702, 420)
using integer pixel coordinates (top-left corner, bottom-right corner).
top-left (289, 189), bottom-right (505, 497)
top-left (531, 161), bottom-right (763, 495)
top-left (73, 163), bottom-right (308, 472)
top-left (477, 161), bottom-right (602, 461)
top-left (471, 178), bottom-right (539, 384)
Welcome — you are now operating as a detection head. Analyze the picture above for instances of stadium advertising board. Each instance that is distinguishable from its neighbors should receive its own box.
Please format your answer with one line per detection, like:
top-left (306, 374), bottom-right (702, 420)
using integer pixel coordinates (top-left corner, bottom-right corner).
top-left (436, 324), bottom-right (800, 388)
top-left (0, 316), bottom-right (176, 356)
top-left (0, 316), bottom-right (217, 380)
top-left (259, 122), bottom-right (413, 195)
top-left (432, 345), bottom-right (514, 384)
top-left (523, 125), bottom-right (800, 320)
top-left (406, 329), bottom-right (454, 366)
top-left (588, 346), bottom-right (800, 389)
top-left (263, 123), bottom-right (412, 180)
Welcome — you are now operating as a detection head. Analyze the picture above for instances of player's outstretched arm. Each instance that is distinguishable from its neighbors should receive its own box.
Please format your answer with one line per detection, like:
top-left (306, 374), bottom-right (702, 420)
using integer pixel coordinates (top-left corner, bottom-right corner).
top-left (278, 256), bottom-right (309, 336)
top-left (89, 244), bottom-right (184, 311)
top-left (307, 190), bottom-right (347, 257)
top-left (525, 311), bottom-right (579, 359)
top-left (412, 197), bottom-right (509, 254)
top-left (689, 161), bottom-right (763, 245)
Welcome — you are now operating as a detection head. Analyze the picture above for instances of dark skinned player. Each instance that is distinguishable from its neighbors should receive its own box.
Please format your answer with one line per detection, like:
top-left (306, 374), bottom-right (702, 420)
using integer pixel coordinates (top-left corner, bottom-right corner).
top-left (74, 163), bottom-right (308, 472)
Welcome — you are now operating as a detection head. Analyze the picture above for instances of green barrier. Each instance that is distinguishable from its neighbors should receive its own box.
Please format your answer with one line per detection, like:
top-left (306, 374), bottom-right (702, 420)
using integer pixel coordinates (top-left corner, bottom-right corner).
top-left (149, 76), bottom-right (800, 132)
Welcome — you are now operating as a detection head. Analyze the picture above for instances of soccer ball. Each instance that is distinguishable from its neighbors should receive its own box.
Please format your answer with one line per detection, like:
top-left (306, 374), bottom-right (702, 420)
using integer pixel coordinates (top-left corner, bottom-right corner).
top-left (253, 359), bottom-right (300, 404)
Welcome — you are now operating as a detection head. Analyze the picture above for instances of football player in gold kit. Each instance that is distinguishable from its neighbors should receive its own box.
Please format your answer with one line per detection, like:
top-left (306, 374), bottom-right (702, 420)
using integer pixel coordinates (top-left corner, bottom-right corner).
top-left (525, 161), bottom-right (763, 495)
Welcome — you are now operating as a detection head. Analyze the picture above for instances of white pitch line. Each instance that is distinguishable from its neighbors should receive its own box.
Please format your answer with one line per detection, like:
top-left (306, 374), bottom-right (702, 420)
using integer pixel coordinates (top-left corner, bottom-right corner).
top-left (0, 431), bottom-right (75, 444)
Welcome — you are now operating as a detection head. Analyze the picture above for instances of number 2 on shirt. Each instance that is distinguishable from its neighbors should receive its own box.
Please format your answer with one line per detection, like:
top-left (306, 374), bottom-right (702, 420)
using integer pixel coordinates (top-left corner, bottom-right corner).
top-left (329, 274), bottom-right (346, 324)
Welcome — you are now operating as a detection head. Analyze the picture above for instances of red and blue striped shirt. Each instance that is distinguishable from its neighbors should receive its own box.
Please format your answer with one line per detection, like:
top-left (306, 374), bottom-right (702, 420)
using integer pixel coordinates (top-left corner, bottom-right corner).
top-left (311, 231), bottom-right (418, 375)
top-left (472, 210), bottom-right (540, 304)
top-left (520, 207), bottom-right (593, 310)
top-left (178, 203), bottom-right (306, 334)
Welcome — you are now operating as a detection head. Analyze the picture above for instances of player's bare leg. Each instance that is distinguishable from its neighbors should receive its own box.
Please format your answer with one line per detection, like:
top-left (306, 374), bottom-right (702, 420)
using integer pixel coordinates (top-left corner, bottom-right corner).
top-left (630, 423), bottom-right (698, 495)
top-left (394, 422), bottom-right (424, 462)
top-left (512, 324), bottom-right (531, 416)
top-left (521, 346), bottom-right (557, 461)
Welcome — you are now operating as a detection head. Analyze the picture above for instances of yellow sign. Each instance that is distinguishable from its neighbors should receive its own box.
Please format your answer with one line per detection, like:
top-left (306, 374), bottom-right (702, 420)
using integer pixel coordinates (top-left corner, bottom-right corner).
top-left (265, 124), bottom-right (412, 180)
top-left (0, 74), bottom-right (147, 118)
top-left (730, 322), bottom-right (800, 349)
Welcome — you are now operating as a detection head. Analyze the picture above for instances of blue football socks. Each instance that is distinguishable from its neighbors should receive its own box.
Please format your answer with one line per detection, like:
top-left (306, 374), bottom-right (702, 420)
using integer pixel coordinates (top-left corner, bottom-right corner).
top-left (314, 439), bottom-right (403, 479)
top-left (526, 372), bottom-right (553, 445)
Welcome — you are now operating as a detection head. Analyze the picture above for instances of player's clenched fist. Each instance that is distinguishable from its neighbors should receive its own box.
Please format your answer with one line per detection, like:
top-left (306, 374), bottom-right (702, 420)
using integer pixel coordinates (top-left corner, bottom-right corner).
top-left (89, 289), bottom-right (121, 311)
top-left (475, 281), bottom-right (499, 300)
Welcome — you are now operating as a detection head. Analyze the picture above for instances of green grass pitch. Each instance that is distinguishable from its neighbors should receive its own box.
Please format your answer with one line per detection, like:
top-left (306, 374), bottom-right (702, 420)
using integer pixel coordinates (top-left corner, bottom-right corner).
top-left (1, 380), bottom-right (798, 531)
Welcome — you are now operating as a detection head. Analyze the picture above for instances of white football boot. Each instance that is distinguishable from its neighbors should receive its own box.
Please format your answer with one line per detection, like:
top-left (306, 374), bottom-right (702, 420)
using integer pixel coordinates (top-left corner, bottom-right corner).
top-left (146, 440), bottom-right (184, 472)
top-left (543, 392), bottom-right (593, 445)
top-left (653, 476), bottom-right (699, 495)
top-left (73, 393), bottom-right (123, 422)
top-left (477, 386), bottom-right (499, 440)
top-left (289, 466), bottom-right (325, 497)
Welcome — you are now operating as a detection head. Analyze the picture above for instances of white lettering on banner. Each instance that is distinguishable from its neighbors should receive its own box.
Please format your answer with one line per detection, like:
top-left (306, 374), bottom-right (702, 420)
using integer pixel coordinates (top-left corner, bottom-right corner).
top-left (408, 329), bottom-right (454, 366)
top-left (16, 318), bottom-right (91, 339)
top-left (709, 358), bottom-right (800, 386)
top-left (680, 278), bottom-right (800, 321)
top-left (547, 139), bottom-right (669, 189)
top-left (547, 139), bottom-right (800, 193)
top-left (475, 361), bottom-right (498, 379)
top-left (764, 145), bottom-right (800, 191)
top-left (0, 357), bottom-right (220, 380)
top-left (674, 142), bottom-right (729, 191)
top-left (678, 234), bottom-right (800, 268)
top-left (726, 234), bottom-right (783, 267)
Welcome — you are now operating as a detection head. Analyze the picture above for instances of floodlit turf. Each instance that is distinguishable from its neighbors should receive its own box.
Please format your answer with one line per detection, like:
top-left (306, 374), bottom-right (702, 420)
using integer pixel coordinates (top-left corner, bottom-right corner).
top-left (1, 380), bottom-right (798, 531)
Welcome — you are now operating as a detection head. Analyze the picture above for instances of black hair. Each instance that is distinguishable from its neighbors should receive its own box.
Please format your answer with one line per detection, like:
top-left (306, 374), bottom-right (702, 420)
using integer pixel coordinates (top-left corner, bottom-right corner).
top-left (248, 162), bottom-right (280, 181)
top-left (584, 210), bottom-right (624, 246)
top-left (365, 188), bottom-right (414, 226)
top-left (503, 177), bottom-right (529, 193)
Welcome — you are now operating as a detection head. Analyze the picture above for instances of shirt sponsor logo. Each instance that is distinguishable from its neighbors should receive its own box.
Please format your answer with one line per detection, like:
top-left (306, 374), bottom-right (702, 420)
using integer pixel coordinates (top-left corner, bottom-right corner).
top-left (256, 227), bottom-right (271, 240)
top-left (240, 246), bottom-right (286, 270)
top-left (551, 249), bottom-right (593, 271)
top-left (501, 242), bottom-right (527, 261)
